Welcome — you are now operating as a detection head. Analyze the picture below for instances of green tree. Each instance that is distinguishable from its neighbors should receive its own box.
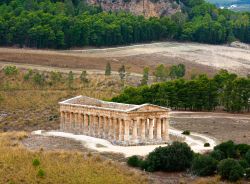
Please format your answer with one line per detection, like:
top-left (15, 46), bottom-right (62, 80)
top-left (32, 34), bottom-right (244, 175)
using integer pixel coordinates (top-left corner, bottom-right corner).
top-left (191, 155), bottom-right (218, 176)
top-left (118, 65), bottom-right (126, 81)
top-left (140, 67), bottom-right (149, 86)
top-left (67, 71), bottom-right (74, 88)
top-left (218, 159), bottom-right (244, 182)
top-left (80, 70), bottom-right (88, 83)
top-left (144, 142), bottom-right (194, 172)
top-left (50, 71), bottom-right (62, 83)
top-left (154, 64), bottom-right (168, 82)
top-left (33, 72), bottom-right (45, 86)
top-left (105, 62), bottom-right (111, 76)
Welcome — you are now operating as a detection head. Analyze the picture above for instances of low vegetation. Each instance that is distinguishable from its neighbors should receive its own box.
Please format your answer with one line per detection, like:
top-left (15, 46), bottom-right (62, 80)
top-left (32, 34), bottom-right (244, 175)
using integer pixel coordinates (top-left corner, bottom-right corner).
top-left (0, 132), bottom-right (147, 184)
top-left (127, 140), bottom-right (250, 182)
top-left (0, 66), bottom-right (121, 131)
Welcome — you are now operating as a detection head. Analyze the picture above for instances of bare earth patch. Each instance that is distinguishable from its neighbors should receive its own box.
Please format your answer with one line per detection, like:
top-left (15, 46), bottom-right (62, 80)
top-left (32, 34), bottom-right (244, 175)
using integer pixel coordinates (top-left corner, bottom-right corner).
top-left (171, 111), bottom-right (250, 144)
top-left (1, 42), bottom-right (250, 76)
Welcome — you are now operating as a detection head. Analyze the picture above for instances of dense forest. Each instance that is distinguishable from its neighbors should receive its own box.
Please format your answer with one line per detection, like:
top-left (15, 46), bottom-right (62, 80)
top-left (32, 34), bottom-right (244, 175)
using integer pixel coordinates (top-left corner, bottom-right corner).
top-left (0, 0), bottom-right (249, 48)
top-left (112, 70), bottom-right (250, 112)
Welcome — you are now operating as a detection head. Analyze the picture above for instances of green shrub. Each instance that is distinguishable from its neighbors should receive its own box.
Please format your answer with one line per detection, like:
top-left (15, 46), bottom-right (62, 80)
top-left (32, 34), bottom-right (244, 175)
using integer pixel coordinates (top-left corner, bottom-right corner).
top-left (23, 69), bottom-right (33, 81)
top-left (127, 155), bottom-right (140, 167)
top-left (236, 144), bottom-right (250, 157)
top-left (239, 159), bottom-right (249, 169)
top-left (210, 150), bottom-right (225, 161)
top-left (246, 150), bottom-right (250, 164)
top-left (191, 155), bottom-right (218, 176)
top-left (37, 168), bottom-right (45, 177)
top-left (3, 65), bottom-right (18, 75)
top-left (245, 168), bottom-right (250, 179)
top-left (204, 143), bottom-right (210, 147)
top-left (218, 158), bottom-right (244, 182)
top-left (33, 72), bottom-right (45, 85)
top-left (50, 71), bottom-right (62, 83)
top-left (182, 130), bottom-right (190, 135)
top-left (214, 140), bottom-right (237, 158)
top-left (139, 159), bottom-right (149, 170)
top-left (80, 71), bottom-right (89, 83)
top-left (145, 142), bottom-right (194, 172)
top-left (32, 158), bottom-right (40, 167)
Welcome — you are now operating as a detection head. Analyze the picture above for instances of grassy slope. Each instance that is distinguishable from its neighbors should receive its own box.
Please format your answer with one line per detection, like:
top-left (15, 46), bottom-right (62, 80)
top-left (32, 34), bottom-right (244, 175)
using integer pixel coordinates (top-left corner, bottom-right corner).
top-left (0, 70), bottom-right (121, 131)
top-left (0, 132), bottom-right (147, 184)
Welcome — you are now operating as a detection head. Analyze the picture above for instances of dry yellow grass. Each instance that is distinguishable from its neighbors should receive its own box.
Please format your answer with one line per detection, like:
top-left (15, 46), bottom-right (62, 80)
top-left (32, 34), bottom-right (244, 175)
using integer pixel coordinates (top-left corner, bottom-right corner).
top-left (0, 70), bottom-right (121, 131)
top-left (0, 132), bottom-right (148, 184)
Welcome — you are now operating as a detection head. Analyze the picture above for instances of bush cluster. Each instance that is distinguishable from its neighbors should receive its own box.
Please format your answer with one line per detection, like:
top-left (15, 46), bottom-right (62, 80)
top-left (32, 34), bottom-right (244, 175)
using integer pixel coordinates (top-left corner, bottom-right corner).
top-left (3, 66), bottom-right (18, 75)
top-left (127, 142), bottom-right (194, 172)
top-left (182, 130), bottom-right (190, 135)
top-left (127, 141), bottom-right (250, 182)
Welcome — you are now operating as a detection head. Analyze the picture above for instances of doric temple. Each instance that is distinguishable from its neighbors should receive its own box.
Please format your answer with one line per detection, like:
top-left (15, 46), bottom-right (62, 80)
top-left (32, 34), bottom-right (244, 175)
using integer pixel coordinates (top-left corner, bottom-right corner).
top-left (59, 96), bottom-right (171, 146)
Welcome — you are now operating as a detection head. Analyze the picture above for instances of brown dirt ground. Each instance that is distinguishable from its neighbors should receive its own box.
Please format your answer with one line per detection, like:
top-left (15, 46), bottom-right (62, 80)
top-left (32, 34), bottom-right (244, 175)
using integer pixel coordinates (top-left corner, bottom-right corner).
top-left (0, 47), bottom-right (218, 78)
top-left (171, 112), bottom-right (250, 144)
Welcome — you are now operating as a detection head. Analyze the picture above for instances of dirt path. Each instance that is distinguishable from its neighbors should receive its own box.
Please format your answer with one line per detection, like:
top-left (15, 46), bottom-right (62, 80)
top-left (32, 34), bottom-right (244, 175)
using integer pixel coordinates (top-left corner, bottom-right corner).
top-left (32, 128), bottom-right (217, 157)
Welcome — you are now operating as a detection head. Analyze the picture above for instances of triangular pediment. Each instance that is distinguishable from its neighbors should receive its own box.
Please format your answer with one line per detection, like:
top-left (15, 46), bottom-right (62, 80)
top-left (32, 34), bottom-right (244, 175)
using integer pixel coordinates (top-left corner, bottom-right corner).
top-left (129, 104), bottom-right (170, 112)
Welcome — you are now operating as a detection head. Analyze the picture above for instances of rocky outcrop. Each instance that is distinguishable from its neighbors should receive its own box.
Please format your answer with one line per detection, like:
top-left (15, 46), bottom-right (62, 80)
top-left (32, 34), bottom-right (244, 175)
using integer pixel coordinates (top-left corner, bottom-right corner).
top-left (87, 0), bottom-right (181, 17)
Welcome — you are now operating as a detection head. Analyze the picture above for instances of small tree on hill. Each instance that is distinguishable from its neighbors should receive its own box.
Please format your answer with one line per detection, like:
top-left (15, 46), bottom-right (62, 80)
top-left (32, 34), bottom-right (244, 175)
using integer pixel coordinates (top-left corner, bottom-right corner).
top-left (50, 71), bottom-right (62, 83)
top-left (3, 65), bottom-right (18, 75)
top-left (33, 72), bottom-right (45, 86)
top-left (105, 62), bottom-right (111, 76)
top-left (119, 65), bottom-right (126, 81)
top-left (23, 69), bottom-right (33, 81)
top-left (154, 64), bottom-right (168, 82)
top-left (67, 71), bottom-right (74, 88)
top-left (140, 67), bottom-right (149, 86)
top-left (80, 70), bottom-right (89, 83)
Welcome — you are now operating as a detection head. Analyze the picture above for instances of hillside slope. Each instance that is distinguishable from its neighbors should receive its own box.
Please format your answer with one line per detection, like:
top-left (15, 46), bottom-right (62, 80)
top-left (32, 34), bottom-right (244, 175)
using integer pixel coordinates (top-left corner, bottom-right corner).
top-left (87, 0), bottom-right (181, 17)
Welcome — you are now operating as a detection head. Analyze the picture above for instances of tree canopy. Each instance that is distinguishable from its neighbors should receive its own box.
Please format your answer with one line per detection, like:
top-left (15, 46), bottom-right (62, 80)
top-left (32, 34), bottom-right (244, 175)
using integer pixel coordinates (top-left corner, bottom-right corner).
top-left (112, 70), bottom-right (250, 112)
top-left (0, 0), bottom-right (249, 49)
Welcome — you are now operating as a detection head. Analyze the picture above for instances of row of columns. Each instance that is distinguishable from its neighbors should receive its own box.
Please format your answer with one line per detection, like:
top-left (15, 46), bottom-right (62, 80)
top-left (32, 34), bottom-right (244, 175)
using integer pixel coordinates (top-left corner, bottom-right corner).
top-left (60, 111), bottom-right (169, 144)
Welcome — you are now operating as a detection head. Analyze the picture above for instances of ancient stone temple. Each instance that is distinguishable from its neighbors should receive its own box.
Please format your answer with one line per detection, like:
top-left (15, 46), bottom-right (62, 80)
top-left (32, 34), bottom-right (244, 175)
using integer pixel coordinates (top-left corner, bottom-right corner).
top-left (59, 96), bottom-right (171, 146)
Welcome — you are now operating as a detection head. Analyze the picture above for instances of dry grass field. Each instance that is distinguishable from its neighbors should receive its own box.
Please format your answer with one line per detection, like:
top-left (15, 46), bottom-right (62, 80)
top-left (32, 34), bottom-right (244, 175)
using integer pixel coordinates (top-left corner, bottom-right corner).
top-left (0, 69), bottom-right (121, 131)
top-left (0, 132), bottom-right (147, 184)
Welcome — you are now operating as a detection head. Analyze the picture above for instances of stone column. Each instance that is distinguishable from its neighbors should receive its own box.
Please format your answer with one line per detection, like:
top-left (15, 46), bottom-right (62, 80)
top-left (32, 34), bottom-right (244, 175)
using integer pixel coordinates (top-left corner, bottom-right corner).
top-left (140, 118), bottom-right (146, 141)
top-left (84, 114), bottom-right (89, 134)
top-left (149, 118), bottom-right (154, 140)
top-left (90, 115), bottom-right (95, 136)
top-left (113, 118), bottom-right (118, 141)
top-left (108, 117), bottom-right (113, 140)
top-left (60, 111), bottom-right (65, 130)
top-left (74, 113), bottom-right (79, 131)
top-left (146, 119), bottom-right (149, 138)
top-left (132, 119), bottom-right (138, 142)
top-left (104, 116), bottom-right (109, 138)
top-left (119, 119), bottom-right (124, 141)
top-left (156, 118), bottom-right (162, 140)
top-left (124, 119), bottom-right (130, 142)
top-left (65, 112), bottom-right (70, 130)
top-left (78, 113), bottom-right (83, 133)
top-left (99, 116), bottom-right (104, 138)
top-left (70, 112), bottom-right (74, 131)
top-left (94, 115), bottom-right (99, 137)
top-left (162, 117), bottom-right (169, 141)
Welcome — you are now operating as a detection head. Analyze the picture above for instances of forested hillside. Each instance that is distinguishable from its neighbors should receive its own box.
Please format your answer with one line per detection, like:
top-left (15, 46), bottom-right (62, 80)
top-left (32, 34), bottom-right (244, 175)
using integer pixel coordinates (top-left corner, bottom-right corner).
top-left (0, 0), bottom-right (249, 48)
